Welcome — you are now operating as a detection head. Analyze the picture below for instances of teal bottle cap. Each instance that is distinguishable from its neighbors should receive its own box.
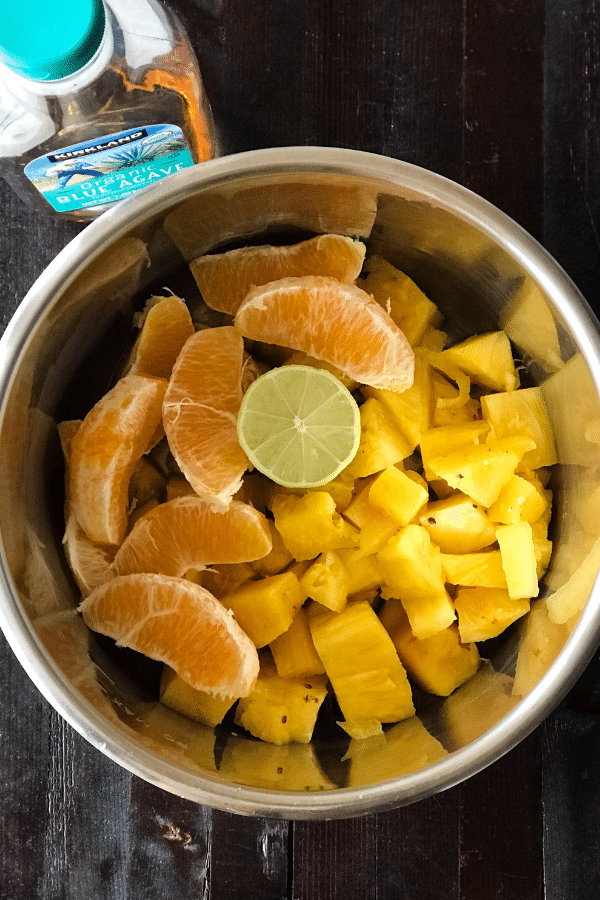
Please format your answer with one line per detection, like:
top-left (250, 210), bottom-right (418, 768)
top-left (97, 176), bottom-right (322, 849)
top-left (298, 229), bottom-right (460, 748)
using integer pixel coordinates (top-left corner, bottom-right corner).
top-left (0, 0), bottom-right (106, 81)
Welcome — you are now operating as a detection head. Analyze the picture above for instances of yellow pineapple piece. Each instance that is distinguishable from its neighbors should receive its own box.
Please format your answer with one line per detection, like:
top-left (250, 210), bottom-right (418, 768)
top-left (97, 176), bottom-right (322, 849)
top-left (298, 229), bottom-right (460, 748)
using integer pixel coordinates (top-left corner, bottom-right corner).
top-left (379, 598), bottom-right (480, 696)
top-left (337, 547), bottom-right (383, 595)
top-left (299, 550), bottom-right (349, 612)
top-left (377, 524), bottom-right (455, 638)
top-left (481, 386), bottom-right (558, 469)
top-left (342, 477), bottom-right (399, 555)
top-left (310, 600), bottom-right (414, 724)
top-left (269, 607), bottom-right (326, 679)
top-left (442, 331), bottom-right (519, 392)
top-left (338, 718), bottom-right (384, 739)
top-left (271, 490), bottom-right (359, 561)
top-left (425, 436), bottom-right (535, 507)
top-left (234, 658), bottom-right (328, 745)
top-left (430, 371), bottom-right (482, 426)
top-left (419, 422), bottom-right (490, 480)
top-left (532, 519), bottom-right (553, 579)
top-left (160, 666), bottom-right (236, 727)
top-left (441, 550), bottom-right (507, 588)
top-left (487, 473), bottom-right (548, 525)
top-left (252, 519), bottom-right (294, 575)
top-left (368, 466), bottom-right (429, 526)
top-left (361, 352), bottom-right (433, 453)
top-left (418, 326), bottom-right (448, 352)
top-left (454, 586), bottom-right (530, 642)
top-left (220, 571), bottom-right (304, 648)
top-left (496, 521), bottom-right (539, 599)
top-left (345, 397), bottom-right (412, 478)
top-left (199, 561), bottom-right (256, 599)
top-left (307, 468), bottom-right (355, 510)
top-left (359, 255), bottom-right (443, 345)
top-left (419, 491), bottom-right (496, 553)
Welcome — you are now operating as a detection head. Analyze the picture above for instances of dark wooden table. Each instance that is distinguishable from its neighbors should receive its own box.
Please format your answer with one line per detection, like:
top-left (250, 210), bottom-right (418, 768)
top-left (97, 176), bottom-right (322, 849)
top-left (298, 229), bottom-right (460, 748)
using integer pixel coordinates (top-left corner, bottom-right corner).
top-left (2, 0), bottom-right (600, 897)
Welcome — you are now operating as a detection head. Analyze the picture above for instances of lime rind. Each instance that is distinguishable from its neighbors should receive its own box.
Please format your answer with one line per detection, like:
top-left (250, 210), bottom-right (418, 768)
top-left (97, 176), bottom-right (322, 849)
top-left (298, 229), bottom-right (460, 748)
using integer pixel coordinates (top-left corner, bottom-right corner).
top-left (237, 365), bottom-right (361, 488)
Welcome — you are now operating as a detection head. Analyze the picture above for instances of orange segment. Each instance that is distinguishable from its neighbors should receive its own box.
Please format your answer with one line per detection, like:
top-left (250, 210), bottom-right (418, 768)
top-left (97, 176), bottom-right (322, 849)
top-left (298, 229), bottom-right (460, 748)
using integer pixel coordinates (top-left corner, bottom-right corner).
top-left (112, 495), bottom-right (272, 577)
top-left (234, 276), bottom-right (415, 392)
top-left (190, 234), bottom-right (366, 315)
top-left (63, 514), bottom-right (116, 596)
top-left (163, 326), bottom-right (249, 510)
top-left (69, 372), bottom-right (167, 546)
top-left (130, 295), bottom-right (195, 379)
top-left (79, 573), bottom-right (259, 697)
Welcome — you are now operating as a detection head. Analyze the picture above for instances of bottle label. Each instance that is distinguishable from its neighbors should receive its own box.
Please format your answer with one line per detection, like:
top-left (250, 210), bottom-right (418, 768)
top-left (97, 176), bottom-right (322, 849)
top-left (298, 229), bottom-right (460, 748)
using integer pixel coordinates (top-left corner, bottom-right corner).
top-left (24, 124), bottom-right (195, 212)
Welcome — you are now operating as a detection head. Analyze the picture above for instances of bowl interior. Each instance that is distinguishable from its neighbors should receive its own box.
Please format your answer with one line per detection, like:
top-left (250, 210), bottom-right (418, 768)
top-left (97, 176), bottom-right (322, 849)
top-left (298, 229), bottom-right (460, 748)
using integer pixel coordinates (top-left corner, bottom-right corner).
top-left (1, 150), bottom-right (600, 817)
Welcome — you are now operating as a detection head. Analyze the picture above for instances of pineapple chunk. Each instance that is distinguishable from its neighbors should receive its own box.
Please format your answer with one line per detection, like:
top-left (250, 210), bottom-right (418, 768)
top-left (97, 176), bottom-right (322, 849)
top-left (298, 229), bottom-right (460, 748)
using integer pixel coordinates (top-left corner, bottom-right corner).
top-left (368, 466), bottom-right (429, 526)
top-left (496, 522), bottom-right (539, 599)
top-left (342, 477), bottom-right (399, 555)
top-left (309, 600), bottom-right (415, 724)
top-left (454, 586), bottom-right (530, 642)
top-left (307, 468), bottom-right (355, 510)
top-left (361, 352), bottom-right (433, 453)
top-left (425, 436), bottom-right (535, 507)
top-left (269, 607), bottom-right (326, 678)
top-left (441, 331), bottom-right (519, 392)
top-left (487, 473), bottom-right (549, 525)
top-left (418, 326), bottom-right (448, 352)
top-left (359, 255), bottom-right (443, 346)
top-left (299, 550), bottom-right (349, 612)
top-left (338, 718), bottom-right (384, 740)
top-left (160, 666), bottom-right (236, 727)
top-left (345, 397), bottom-right (412, 478)
top-left (441, 551), bottom-right (507, 588)
top-left (380, 598), bottom-right (480, 696)
top-left (234, 659), bottom-right (328, 745)
top-left (252, 519), bottom-right (294, 575)
top-left (420, 422), bottom-right (490, 480)
top-left (481, 386), bottom-right (558, 469)
top-left (430, 371), bottom-right (481, 426)
top-left (220, 571), bottom-right (304, 647)
top-left (200, 561), bottom-right (256, 599)
top-left (271, 491), bottom-right (358, 561)
top-left (377, 525), bottom-right (456, 638)
top-left (337, 547), bottom-right (383, 595)
top-left (419, 492), bottom-right (497, 554)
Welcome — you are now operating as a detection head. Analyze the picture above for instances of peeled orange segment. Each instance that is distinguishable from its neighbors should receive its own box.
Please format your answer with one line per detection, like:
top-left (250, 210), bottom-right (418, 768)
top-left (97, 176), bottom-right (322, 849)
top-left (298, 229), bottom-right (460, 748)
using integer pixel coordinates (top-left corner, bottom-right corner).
top-left (190, 234), bottom-right (366, 315)
top-left (79, 573), bottom-right (259, 697)
top-left (63, 514), bottom-right (115, 596)
top-left (237, 365), bottom-right (361, 488)
top-left (163, 327), bottom-right (249, 511)
top-left (234, 276), bottom-right (415, 392)
top-left (112, 495), bottom-right (272, 577)
top-left (130, 295), bottom-right (195, 379)
top-left (69, 372), bottom-right (168, 547)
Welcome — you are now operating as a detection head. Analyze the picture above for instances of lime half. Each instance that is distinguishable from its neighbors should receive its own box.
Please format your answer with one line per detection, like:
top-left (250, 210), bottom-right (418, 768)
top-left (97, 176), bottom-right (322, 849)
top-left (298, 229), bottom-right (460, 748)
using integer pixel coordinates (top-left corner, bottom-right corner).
top-left (237, 365), bottom-right (361, 488)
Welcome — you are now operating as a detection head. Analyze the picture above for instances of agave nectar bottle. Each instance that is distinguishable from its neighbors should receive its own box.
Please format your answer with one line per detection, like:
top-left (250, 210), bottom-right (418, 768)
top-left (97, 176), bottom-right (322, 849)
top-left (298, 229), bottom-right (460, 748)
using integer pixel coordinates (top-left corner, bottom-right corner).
top-left (0, 0), bottom-right (218, 219)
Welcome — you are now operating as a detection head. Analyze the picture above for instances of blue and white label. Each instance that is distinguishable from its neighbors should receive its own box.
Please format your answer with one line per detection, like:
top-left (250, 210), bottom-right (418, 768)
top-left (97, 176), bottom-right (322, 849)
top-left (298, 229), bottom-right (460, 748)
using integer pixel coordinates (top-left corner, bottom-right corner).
top-left (24, 124), bottom-right (194, 212)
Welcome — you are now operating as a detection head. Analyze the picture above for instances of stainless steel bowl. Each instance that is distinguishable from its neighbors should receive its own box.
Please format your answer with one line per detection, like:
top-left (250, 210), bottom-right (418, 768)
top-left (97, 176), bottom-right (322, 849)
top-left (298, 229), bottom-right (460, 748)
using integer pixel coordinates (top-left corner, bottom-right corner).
top-left (1, 146), bottom-right (600, 819)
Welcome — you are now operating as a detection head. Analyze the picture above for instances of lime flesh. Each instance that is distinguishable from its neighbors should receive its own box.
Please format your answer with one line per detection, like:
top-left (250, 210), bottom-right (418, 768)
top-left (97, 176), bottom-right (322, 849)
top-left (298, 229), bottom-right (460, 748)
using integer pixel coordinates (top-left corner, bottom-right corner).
top-left (237, 365), bottom-right (361, 488)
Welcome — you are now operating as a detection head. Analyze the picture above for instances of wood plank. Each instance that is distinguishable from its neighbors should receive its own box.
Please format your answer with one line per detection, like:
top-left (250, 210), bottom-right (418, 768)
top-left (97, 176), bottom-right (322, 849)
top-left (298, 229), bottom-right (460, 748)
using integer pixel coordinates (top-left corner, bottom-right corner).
top-left (209, 812), bottom-right (290, 900)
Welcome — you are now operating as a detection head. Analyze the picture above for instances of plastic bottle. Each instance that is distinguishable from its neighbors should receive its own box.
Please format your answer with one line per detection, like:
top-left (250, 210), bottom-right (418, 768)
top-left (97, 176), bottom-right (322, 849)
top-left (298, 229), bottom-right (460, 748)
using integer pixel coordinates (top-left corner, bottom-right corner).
top-left (0, 0), bottom-right (218, 219)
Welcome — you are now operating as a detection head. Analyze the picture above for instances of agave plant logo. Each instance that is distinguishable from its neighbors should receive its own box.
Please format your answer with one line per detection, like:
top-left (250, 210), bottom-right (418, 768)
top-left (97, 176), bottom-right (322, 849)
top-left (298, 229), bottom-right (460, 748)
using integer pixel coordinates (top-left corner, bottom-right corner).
top-left (102, 129), bottom-right (187, 169)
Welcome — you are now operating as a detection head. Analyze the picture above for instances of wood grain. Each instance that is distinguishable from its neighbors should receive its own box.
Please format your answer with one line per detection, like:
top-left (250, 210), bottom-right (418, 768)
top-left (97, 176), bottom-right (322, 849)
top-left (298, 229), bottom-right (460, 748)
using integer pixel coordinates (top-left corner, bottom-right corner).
top-left (1, 0), bottom-right (600, 896)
